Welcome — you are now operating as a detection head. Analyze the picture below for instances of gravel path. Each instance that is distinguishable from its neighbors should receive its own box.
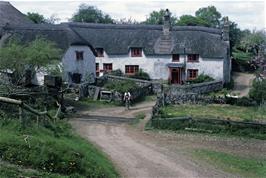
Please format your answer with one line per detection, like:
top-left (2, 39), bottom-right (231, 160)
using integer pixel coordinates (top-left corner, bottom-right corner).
top-left (232, 72), bottom-right (255, 97)
top-left (69, 101), bottom-right (250, 178)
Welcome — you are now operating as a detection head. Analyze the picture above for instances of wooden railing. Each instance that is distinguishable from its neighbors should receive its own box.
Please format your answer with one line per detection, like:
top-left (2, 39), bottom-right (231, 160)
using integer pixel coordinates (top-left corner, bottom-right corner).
top-left (0, 96), bottom-right (60, 124)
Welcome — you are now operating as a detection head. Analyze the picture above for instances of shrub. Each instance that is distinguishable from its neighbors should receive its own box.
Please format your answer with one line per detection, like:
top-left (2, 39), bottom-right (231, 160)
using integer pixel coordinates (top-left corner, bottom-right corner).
top-left (249, 79), bottom-right (266, 104)
top-left (224, 76), bottom-right (234, 89)
top-left (129, 69), bottom-right (150, 80)
top-left (104, 80), bottom-right (139, 93)
top-left (109, 69), bottom-right (123, 76)
top-left (187, 74), bottom-right (214, 84)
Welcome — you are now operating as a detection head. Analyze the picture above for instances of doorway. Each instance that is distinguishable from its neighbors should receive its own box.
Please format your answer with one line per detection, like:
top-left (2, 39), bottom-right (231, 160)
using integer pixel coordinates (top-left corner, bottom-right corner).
top-left (170, 68), bottom-right (182, 84)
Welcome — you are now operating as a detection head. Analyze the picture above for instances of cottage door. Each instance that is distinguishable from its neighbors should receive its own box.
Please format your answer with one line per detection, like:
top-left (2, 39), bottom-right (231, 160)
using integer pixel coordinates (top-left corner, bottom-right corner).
top-left (171, 68), bottom-right (180, 84)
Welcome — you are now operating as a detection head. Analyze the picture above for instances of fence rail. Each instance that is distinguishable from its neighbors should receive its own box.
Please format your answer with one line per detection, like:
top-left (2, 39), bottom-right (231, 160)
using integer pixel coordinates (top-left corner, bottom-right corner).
top-left (0, 96), bottom-right (60, 124)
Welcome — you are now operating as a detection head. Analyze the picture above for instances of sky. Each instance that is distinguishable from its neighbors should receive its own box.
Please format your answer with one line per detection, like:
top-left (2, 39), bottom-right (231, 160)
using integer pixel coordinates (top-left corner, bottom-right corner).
top-left (7, 0), bottom-right (266, 30)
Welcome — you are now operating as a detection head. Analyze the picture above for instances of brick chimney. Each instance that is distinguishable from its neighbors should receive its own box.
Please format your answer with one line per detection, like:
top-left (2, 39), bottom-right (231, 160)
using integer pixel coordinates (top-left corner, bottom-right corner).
top-left (222, 16), bottom-right (230, 41)
top-left (163, 9), bottom-right (171, 35)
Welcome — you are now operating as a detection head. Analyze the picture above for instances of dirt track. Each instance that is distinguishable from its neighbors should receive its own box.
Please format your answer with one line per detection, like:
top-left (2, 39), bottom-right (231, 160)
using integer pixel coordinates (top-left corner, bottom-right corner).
top-left (70, 101), bottom-right (265, 178)
top-left (232, 72), bottom-right (255, 97)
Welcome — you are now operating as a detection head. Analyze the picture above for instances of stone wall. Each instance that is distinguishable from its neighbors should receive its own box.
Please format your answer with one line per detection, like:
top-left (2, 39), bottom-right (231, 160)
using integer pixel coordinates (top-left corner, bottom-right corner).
top-left (79, 81), bottom-right (152, 103)
top-left (164, 80), bottom-right (223, 94)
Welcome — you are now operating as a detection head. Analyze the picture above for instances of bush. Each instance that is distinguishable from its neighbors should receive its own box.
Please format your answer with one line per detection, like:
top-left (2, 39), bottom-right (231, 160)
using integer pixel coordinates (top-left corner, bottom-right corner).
top-left (129, 69), bottom-right (150, 80)
top-left (109, 69), bottom-right (123, 76)
top-left (104, 80), bottom-right (139, 93)
top-left (224, 76), bottom-right (234, 89)
top-left (225, 96), bottom-right (256, 106)
top-left (249, 79), bottom-right (266, 104)
top-left (187, 74), bottom-right (214, 84)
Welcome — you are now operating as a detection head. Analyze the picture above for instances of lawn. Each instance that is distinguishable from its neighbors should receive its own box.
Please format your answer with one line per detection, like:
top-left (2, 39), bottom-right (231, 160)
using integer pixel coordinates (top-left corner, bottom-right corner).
top-left (0, 119), bottom-right (119, 178)
top-left (193, 149), bottom-right (266, 178)
top-left (159, 104), bottom-right (266, 121)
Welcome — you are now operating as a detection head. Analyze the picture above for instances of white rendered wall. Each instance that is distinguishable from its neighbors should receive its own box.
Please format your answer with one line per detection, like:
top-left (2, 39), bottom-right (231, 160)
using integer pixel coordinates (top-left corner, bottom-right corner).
top-left (62, 45), bottom-right (95, 83)
top-left (96, 51), bottom-right (224, 82)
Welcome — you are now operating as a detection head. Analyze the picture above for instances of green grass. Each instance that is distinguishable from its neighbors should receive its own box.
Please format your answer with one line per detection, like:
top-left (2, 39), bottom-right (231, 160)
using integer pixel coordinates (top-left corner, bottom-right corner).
top-left (79, 98), bottom-right (121, 108)
top-left (0, 163), bottom-right (67, 178)
top-left (193, 149), bottom-right (266, 177)
top-left (159, 104), bottom-right (266, 121)
top-left (0, 119), bottom-right (119, 178)
top-left (135, 112), bottom-right (146, 120)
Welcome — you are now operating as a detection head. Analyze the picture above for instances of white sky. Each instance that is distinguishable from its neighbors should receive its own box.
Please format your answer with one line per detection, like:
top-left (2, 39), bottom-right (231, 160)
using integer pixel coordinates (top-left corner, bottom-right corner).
top-left (6, 0), bottom-right (266, 30)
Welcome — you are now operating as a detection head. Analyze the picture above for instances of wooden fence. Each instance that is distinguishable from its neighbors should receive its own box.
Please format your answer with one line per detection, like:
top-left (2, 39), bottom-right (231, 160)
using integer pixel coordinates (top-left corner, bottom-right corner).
top-left (0, 96), bottom-right (60, 125)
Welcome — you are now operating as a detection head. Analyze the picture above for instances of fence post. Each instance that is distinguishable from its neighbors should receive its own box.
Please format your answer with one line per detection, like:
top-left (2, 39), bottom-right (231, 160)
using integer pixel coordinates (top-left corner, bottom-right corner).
top-left (19, 106), bottom-right (22, 123)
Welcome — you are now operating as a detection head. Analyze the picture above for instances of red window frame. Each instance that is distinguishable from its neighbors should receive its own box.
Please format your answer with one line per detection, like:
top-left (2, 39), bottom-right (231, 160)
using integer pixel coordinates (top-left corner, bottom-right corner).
top-left (96, 48), bottom-right (104, 57)
top-left (172, 54), bottom-right (180, 62)
top-left (131, 48), bottom-right (142, 57)
top-left (125, 65), bottom-right (139, 75)
top-left (187, 54), bottom-right (199, 62)
top-left (76, 51), bottom-right (84, 60)
top-left (103, 63), bottom-right (113, 72)
top-left (187, 69), bottom-right (198, 80)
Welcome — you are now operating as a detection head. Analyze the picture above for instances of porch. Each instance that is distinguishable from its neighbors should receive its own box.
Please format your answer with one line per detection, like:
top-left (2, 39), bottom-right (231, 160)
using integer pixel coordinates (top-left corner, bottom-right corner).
top-left (167, 63), bottom-right (185, 84)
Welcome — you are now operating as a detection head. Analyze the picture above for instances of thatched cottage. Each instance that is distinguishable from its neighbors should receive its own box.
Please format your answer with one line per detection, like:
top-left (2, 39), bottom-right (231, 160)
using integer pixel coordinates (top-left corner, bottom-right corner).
top-left (0, 2), bottom-right (96, 85)
top-left (0, 2), bottom-right (231, 85)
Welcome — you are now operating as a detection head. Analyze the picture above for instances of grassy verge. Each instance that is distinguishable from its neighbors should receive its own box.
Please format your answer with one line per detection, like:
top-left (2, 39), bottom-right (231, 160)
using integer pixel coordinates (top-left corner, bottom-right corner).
top-left (159, 104), bottom-right (266, 121)
top-left (0, 163), bottom-right (66, 178)
top-left (192, 149), bottom-right (266, 177)
top-left (79, 98), bottom-right (121, 108)
top-left (0, 119), bottom-right (119, 178)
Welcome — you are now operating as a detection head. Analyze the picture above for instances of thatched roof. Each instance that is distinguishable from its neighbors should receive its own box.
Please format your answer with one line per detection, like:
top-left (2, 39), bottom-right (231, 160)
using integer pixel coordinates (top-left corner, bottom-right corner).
top-left (1, 24), bottom-right (96, 55)
top-left (67, 22), bottom-right (228, 58)
top-left (0, 1), bottom-right (228, 59)
top-left (0, 1), bottom-right (33, 26)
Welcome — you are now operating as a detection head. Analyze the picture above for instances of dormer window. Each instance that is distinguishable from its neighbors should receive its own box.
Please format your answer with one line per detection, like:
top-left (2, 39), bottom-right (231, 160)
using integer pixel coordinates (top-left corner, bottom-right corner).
top-left (96, 48), bottom-right (104, 57)
top-left (172, 54), bottom-right (179, 62)
top-left (131, 48), bottom-right (142, 57)
top-left (76, 51), bottom-right (84, 60)
top-left (187, 54), bottom-right (199, 62)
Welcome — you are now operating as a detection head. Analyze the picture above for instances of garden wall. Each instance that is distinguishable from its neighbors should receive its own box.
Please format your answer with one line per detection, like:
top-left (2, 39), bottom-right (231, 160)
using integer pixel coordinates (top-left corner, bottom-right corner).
top-left (78, 81), bottom-right (152, 103)
top-left (97, 75), bottom-right (162, 93)
top-left (164, 80), bottom-right (223, 94)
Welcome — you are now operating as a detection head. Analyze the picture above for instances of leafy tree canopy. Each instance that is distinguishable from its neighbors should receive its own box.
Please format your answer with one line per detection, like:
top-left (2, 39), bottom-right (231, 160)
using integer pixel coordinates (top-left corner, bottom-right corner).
top-left (195, 6), bottom-right (222, 28)
top-left (240, 30), bottom-right (266, 55)
top-left (71, 4), bottom-right (114, 24)
top-left (0, 37), bottom-right (62, 85)
top-left (26, 12), bottom-right (46, 24)
top-left (26, 12), bottom-right (60, 24)
top-left (143, 9), bottom-right (178, 25)
top-left (176, 15), bottom-right (210, 27)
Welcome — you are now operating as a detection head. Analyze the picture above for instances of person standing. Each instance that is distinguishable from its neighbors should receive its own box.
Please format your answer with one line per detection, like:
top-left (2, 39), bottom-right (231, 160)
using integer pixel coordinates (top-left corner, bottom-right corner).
top-left (124, 91), bottom-right (131, 110)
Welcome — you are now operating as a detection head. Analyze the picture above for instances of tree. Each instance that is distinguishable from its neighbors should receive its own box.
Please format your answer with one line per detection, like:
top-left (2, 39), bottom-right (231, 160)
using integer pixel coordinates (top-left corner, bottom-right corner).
top-left (240, 30), bottom-right (266, 55)
top-left (0, 37), bottom-right (62, 88)
top-left (249, 79), bottom-right (266, 104)
top-left (115, 18), bottom-right (139, 25)
top-left (71, 4), bottom-right (114, 24)
top-left (176, 15), bottom-right (210, 27)
top-left (195, 6), bottom-right (221, 28)
top-left (45, 14), bottom-right (60, 24)
top-left (26, 12), bottom-right (46, 24)
top-left (143, 9), bottom-right (178, 25)
top-left (227, 21), bottom-right (242, 53)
